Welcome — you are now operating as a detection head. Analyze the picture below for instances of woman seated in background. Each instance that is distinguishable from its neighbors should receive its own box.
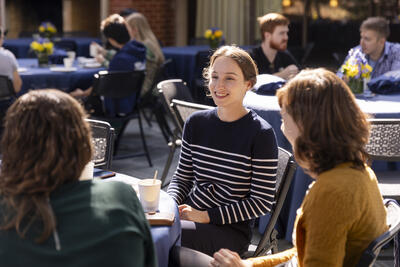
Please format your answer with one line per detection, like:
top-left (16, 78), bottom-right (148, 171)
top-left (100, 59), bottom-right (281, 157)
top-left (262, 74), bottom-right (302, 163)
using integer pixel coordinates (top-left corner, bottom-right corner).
top-left (210, 68), bottom-right (388, 267)
top-left (0, 26), bottom-right (22, 94)
top-left (167, 45), bottom-right (278, 256)
top-left (0, 90), bottom-right (156, 267)
top-left (126, 12), bottom-right (165, 98)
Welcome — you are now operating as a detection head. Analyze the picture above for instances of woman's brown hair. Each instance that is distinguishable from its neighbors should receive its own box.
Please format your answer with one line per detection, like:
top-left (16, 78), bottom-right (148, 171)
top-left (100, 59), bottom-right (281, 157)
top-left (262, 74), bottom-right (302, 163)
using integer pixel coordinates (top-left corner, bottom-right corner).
top-left (0, 89), bottom-right (93, 243)
top-left (203, 45), bottom-right (259, 89)
top-left (277, 68), bottom-right (370, 175)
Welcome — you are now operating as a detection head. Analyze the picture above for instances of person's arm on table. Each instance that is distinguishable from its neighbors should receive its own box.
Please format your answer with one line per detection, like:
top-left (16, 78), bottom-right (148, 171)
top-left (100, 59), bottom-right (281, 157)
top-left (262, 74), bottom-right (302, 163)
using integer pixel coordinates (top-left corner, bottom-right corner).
top-left (273, 64), bottom-right (299, 80)
top-left (12, 70), bottom-right (22, 94)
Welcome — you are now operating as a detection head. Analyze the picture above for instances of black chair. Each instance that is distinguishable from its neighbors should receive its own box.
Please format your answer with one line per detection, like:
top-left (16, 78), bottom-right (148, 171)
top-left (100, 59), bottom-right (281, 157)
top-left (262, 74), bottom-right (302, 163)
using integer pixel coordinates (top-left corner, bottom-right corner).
top-left (54, 39), bottom-right (77, 52)
top-left (365, 119), bottom-right (400, 200)
top-left (160, 99), bottom-right (213, 187)
top-left (0, 75), bottom-right (16, 136)
top-left (86, 119), bottom-right (115, 170)
top-left (243, 147), bottom-right (297, 258)
top-left (0, 75), bottom-right (16, 101)
top-left (91, 70), bottom-right (152, 167)
top-left (157, 79), bottom-right (195, 141)
top-left (356, 199), bottom-right (400, 266)
top-left (287, 42), bottom-right (314, 67)
top-left (140, 58), bottom-right (173, 130)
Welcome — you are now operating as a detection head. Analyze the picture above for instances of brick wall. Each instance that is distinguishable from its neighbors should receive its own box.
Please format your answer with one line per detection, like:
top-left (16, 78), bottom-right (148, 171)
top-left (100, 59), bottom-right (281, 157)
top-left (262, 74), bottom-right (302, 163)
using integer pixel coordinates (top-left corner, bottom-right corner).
top-left (109, 0), bottom-right (176, 46)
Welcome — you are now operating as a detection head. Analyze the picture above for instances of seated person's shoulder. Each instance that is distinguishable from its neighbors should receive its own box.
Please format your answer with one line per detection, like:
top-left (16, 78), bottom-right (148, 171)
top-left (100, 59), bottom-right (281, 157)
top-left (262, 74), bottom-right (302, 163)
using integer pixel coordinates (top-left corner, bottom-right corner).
top-left (93, 180), bottom-right (138, 201)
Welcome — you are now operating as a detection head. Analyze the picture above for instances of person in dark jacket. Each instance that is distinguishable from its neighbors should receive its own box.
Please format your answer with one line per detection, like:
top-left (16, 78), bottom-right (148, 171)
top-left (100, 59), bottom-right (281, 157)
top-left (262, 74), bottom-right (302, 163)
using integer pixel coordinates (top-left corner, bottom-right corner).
top-left (249, 13), bottom-right (299, 80)
top-left (71, 14), bottom-right (146, 116)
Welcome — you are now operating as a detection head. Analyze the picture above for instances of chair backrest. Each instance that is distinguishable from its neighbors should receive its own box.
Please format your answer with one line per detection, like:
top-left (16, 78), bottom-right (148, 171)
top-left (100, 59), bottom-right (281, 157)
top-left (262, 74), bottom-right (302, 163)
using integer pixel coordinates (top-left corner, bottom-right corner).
top-left (365, 119), bottom-right (400, 161)
top-left (252, 147), bottom-right (297, 257)
top-left (148, 58), bottom-right (173, 95)
top-left (157, 79), bottom-right (194, 106)
top-left (86, 119), bottom-right (115, 169)
top-left (93, 70), bottom-right (145, 99)
top-left (157, 79), bottom-right (195, 129)
top-left (0, 75), bottom-right (16, 101)
top-left (171, 99), bottom-right (214, 132)
top-left (356, 199), bottom-right (400, 267)
top-left (54, 39), bottom-right (77, 52)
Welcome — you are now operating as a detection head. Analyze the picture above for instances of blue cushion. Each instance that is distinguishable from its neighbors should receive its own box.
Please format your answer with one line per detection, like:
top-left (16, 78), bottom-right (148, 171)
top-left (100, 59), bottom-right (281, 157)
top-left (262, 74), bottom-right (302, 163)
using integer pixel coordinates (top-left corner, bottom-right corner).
top-left (253, 74), bottom-right (286, 95)
top-left (368, 70), bottom-right (400, 94)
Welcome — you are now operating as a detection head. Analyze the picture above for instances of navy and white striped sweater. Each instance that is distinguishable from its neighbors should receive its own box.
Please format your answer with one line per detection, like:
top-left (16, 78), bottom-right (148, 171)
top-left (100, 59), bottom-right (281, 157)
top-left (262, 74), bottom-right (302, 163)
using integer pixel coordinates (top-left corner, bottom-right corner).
top-left (167, 109), bottom-right (278, 225)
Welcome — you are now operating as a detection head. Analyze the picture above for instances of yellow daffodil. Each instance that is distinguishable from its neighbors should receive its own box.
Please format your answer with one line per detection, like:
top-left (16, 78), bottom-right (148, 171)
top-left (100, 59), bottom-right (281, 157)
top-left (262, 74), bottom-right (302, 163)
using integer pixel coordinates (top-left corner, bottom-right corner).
top-left (204, 29), bottom-right (212, 39)
top-left (39, 26), bottom-right (45, 33)
top-left (30, 41), bottom-right (44, 52)
top-left (214, 30), bottom-right (223, 38)
top-left (43, 42), bottom-right (54, 54)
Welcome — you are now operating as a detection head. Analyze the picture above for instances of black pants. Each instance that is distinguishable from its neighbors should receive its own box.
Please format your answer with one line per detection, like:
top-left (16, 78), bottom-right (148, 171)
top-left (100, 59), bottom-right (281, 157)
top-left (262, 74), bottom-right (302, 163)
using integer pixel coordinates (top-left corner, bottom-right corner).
top-left (180, 219), bottom-right (251, 256)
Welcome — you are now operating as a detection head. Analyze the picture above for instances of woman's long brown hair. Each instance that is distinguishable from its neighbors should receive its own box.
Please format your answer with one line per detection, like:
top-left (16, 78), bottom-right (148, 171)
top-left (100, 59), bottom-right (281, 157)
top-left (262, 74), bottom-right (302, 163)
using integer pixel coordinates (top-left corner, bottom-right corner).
top-left (277, 68), bottom-right (370, 175)
top-left (0, 89), bottom-right (93, 243)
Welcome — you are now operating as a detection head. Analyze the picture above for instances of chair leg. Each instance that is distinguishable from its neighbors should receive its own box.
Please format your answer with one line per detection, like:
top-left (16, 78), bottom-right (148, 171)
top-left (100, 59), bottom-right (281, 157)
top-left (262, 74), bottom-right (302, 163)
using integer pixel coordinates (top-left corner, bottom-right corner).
top-left (161, 139), bottom-right (179, 188)
top-left (142, 107), bottom-right (153, 127)
top-left (112, 119), bottom-right (130, 155)
top-left (137, 110), bottom-right (153, 167)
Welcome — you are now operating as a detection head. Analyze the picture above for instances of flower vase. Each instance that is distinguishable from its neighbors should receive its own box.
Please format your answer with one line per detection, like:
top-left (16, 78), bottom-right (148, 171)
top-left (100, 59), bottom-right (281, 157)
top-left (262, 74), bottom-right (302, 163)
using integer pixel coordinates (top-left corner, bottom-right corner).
top-left (209, 39), bottom-right (220, 50)
top-left (37, 53), bottom-right (49, 67)
top-left (363, 77), bottom-right (373, 98)
top-left (348, 78), bottom-right (364, 95)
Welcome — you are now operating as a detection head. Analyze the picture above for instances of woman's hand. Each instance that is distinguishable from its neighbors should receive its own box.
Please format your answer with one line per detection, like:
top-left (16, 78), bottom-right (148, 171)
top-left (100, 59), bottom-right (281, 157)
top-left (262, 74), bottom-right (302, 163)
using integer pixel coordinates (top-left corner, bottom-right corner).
top-left (178, 204), bottom-right (210, 223)
top-left (210, 249), bottom-right (253, 267)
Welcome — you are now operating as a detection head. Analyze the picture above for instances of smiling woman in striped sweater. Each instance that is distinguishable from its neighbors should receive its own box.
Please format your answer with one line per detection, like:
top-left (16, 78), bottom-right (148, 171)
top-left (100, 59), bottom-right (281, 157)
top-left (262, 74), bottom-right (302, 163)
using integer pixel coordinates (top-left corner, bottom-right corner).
top-left (167, 46), bottom-right (278, 256)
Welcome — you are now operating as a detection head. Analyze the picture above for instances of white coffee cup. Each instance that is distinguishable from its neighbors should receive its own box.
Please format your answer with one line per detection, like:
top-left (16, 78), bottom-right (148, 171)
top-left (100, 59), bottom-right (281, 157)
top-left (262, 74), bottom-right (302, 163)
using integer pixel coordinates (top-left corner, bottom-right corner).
top-left (67, 51), bottom-right (76, 60)
top-left (90, 43), bottom-right (98, 58)
top-left (138, 179), bottom-right (161, 212)
top-left (79, 161), bottom-right (94, 180)
top-left (63, 57), bottom-right (74, 68)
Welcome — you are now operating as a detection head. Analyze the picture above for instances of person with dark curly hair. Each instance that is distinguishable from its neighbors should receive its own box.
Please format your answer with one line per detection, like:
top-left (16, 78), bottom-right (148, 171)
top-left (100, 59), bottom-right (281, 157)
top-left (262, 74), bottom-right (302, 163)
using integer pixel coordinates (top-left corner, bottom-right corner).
top-left (210, 68), bottom-right (387, 267)
top-left (0, 89), bottom-right (156, 267)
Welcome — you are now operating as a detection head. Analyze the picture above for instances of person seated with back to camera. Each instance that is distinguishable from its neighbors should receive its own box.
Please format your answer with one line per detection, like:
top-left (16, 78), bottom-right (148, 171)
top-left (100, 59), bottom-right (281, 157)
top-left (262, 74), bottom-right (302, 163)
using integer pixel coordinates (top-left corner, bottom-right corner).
top-left (0, 89), bottom-right (157, 267)
top-left (210, 68), bottom-right (388, 267)
top-left (70, 13), bottom-right (146, 117)
top-left (125, 12), bottom-right (165, 98)
top-left (337, 17), bottom-right (400, 80)
top-left (249, 13), bottom-right (299, 80)
top-left (0, 26), bottom-right (22, 94)
top-left (167, 45), bottom-right (278, 257)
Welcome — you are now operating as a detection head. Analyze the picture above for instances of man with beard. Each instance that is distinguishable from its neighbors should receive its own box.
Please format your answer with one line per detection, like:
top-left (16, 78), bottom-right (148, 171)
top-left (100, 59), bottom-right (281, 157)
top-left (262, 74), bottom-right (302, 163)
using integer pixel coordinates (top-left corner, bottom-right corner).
top-left (338, 17), bottom-right (400, 80)
top-left (249, 13), bottom-right (299, 80)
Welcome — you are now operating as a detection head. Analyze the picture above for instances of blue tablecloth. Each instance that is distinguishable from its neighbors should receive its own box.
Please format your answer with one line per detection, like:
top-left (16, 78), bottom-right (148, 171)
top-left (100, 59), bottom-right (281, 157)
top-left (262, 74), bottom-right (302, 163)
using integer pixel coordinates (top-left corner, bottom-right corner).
top-left (162, 45), bottom-right (209, 86)
top-left (104, 174), bottom-right (181, 267)
top-left (4, 37), bottom-right (101, 58)
top-left (244, 91), bottom-right (400, 242)
top-left (18, 58), bottom-right (104, 94)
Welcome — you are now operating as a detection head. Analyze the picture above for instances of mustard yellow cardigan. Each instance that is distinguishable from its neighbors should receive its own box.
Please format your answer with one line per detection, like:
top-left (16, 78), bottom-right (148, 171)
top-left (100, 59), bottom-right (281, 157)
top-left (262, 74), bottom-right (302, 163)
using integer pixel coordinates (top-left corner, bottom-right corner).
top-left (249, 163), bottom-right (387, 267)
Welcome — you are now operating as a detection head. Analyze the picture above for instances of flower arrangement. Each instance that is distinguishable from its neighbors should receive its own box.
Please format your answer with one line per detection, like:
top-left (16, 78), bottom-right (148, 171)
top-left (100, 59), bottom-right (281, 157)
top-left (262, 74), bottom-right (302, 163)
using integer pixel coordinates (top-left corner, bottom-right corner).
top-left (204, 27), bottom-right (224, 49)
top-left (339, 48), bottom-right (372, 94)
top-left (39, 21), bottom-right (57, 39)
top-left (30, 39), bottom-right (54, 66)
